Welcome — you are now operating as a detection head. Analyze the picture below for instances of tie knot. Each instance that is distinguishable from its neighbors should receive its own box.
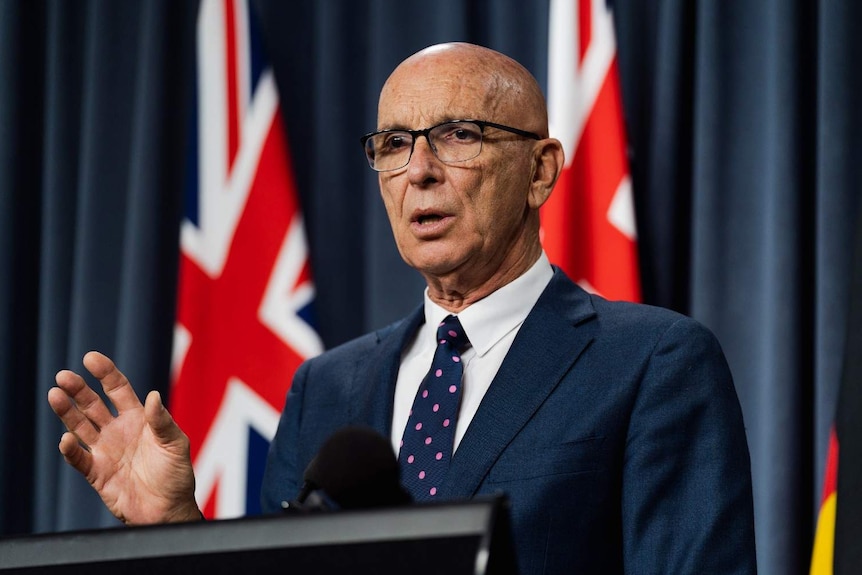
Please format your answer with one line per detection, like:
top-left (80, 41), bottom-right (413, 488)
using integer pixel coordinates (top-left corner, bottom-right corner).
top-left (436, 315), bottom-right (469, 352)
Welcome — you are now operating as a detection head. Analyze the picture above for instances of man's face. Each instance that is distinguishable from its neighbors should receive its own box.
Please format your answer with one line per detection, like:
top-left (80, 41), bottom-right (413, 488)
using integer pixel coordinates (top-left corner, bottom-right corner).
top-left (376, 54), bottom-right (537, 286)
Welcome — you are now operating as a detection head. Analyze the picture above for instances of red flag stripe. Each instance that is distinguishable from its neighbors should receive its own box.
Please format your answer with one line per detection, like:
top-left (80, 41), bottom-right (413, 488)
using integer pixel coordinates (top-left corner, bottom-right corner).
top-left (821, 427), bottom-right (839, 505)
top-left (810, 428), bottom-right (838, 573)
top-left (578, 0), bottom-right (591, 61)
top-left (543, 0), bottom-right (641, 302)
top-left (224, 0), bottom-right (239, 172)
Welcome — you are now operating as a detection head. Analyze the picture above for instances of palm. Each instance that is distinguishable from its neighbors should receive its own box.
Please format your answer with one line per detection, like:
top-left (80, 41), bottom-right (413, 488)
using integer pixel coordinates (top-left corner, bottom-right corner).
top-left (49, 352), bottom-right (201, 525)
top-left (91, 405), bottom-right (194, 524)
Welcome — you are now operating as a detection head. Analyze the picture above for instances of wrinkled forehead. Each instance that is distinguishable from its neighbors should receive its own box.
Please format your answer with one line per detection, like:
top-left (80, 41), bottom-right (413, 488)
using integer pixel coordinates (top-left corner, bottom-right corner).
top-left (377, 57), bottom-right (516, 131)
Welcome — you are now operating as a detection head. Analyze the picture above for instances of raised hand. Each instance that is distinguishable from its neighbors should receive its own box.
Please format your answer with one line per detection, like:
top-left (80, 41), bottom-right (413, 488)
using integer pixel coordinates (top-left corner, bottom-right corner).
top-left (48, 351), bottom-right (202, 525)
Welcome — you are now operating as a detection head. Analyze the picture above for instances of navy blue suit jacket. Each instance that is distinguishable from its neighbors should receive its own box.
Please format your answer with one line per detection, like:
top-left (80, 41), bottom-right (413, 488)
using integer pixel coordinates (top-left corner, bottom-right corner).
top-left (262, 269), bottom-right (757, 574)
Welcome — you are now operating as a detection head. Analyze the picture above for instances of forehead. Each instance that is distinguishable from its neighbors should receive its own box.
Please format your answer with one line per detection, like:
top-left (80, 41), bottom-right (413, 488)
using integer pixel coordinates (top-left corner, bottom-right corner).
top-left (377, 59), bottom-right (504, 130)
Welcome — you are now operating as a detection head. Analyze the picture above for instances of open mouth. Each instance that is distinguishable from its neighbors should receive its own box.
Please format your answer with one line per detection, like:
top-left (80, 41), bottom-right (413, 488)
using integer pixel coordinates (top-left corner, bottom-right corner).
top-left (416, 214), bottom-right (444, 225)
top-left (410, 209), bottom-right (453, 235)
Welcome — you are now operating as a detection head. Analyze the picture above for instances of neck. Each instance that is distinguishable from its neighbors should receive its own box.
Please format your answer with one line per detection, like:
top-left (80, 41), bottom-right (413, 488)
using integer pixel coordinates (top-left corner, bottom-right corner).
top-left (423, 243), bottom-right (542, 313)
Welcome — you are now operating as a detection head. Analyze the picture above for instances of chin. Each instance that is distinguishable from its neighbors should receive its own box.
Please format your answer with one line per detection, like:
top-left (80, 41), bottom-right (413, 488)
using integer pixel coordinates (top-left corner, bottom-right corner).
top-left (406, 253), bottom-right (461, 278)
top-left (400, 240), bottom-right (478, 278)
top-left (411, 259), bottom-right (453, 276)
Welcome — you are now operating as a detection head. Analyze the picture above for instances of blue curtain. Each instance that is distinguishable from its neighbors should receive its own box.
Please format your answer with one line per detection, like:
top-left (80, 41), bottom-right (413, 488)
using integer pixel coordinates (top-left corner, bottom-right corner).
top-left (1, 1), bottom-right (859, 574)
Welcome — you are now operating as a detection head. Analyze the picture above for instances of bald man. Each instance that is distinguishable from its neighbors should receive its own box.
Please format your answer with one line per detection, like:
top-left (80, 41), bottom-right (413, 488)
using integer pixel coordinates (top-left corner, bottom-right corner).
top-left (50, 43), bottom-right (756, 574)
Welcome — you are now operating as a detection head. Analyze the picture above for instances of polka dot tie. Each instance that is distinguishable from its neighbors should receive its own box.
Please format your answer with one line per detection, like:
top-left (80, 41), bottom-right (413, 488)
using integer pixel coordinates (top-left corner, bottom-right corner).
top-left (399, 315), bottom-right (470, 501)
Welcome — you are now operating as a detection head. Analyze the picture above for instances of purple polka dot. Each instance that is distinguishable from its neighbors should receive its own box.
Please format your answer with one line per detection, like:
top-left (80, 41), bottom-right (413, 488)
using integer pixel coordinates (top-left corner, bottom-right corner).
top-left (422, 389), bottom-right (429, 398)
top-left (429, 487), bottom-right (437, 496)
top-left (407, 455), bottom-right (414, 463)
top-left (418, 471), bottom-right (426, 479)
top-left (435, 452), bottom-right (443, 460)
top-left (432, 403), bottom-right (439, 412)
top-left (439, 339), bottom-right (446, 344)
top-left (435, 368), bottom-right (443, 377)
top-left (448, 330), bottom-right (457, 337)
top-left (443, 419), bottom-right (451, 427)
top-left (452, 356), bottom-right (460, 362)
top-left (400, 440), bottom-right (404, 448)
top-left (415, 422), bottom-right (423, 431)
top-left (449, 385), bottom-right (457, 393)
top-left (425, 437), bottom-right (432, 445)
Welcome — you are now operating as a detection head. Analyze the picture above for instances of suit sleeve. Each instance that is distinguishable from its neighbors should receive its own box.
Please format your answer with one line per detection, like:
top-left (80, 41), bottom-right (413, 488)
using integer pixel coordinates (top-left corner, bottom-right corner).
top-left (621, 317), bottom-right (757, 574)
top-left (260, 359), bottom-right (310, 513)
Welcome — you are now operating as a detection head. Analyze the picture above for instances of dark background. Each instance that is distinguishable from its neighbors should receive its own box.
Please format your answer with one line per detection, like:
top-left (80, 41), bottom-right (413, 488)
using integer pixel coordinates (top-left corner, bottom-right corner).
top-left (1, 1), bottom-right (860, 574)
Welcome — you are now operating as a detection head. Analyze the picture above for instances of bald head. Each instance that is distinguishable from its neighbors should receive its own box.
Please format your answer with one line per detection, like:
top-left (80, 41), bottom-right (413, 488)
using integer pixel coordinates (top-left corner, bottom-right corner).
top-left (378, 43), bottom-right (549, 137)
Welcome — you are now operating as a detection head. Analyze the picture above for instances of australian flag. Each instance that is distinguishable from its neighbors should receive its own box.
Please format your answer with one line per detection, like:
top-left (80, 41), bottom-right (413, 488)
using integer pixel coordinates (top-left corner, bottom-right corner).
top-left (170, 0), bottom-right (323, 519)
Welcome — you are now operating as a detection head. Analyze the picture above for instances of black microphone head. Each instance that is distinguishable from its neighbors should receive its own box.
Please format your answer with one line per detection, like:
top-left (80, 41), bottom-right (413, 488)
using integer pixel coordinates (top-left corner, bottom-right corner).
top-left (303, 426), bottom-right (412, 509)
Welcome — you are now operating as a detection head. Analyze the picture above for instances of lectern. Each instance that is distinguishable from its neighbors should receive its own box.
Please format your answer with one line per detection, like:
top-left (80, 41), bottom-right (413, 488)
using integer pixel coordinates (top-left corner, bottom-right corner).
top-left (0, 496), bottom-right (516, 574)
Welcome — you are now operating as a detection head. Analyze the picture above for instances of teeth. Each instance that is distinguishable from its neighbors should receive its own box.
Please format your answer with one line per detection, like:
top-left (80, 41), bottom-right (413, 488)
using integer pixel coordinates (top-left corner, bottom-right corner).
top-left (418, 215), bottom-right (442, 225)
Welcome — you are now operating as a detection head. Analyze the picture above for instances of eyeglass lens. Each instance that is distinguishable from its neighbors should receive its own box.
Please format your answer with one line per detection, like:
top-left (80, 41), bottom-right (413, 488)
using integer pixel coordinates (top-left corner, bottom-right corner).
top-left (364, 121), bottom-right (484, 171)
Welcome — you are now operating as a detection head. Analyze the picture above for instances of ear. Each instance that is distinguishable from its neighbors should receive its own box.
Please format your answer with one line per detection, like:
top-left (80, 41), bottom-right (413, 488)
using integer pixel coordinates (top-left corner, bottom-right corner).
top-left (527, 138), bottom-right (564, 210)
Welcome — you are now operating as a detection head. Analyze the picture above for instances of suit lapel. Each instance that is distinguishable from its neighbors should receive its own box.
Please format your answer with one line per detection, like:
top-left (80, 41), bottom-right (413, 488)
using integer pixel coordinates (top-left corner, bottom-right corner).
top-left (349, 306), bottom-right (425, 439)
top-left (442, 271), bottom-right (598, 499)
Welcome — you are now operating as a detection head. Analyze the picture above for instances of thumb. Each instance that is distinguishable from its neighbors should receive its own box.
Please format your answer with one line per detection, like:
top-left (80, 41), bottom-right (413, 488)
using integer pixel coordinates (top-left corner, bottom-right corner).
top-left (143, 390), bottom-right (187, 447)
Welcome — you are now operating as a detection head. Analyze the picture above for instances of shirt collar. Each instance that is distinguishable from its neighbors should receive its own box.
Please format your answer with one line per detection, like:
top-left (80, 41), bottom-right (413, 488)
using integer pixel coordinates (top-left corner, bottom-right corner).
top-left (421, 252), bottom-right (554, 356)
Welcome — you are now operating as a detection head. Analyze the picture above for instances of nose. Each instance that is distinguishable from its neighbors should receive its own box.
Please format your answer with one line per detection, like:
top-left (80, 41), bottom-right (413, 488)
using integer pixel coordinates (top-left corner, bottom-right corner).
top-left (405, 134), bottom-right (442, 185)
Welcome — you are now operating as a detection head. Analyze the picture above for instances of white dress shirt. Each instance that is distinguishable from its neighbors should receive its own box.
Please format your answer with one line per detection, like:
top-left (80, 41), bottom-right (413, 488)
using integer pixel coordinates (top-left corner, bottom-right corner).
top-left (390, 252), bottom-right (554, 455)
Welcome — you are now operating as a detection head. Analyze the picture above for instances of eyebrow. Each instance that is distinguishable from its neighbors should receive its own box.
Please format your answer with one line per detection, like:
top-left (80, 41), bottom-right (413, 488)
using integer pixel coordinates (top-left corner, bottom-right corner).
top-left (376, 118), bottom-right (467, 132)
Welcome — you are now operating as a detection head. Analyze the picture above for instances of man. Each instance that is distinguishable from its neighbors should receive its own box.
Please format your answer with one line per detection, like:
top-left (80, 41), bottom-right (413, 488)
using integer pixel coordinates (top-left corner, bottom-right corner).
top-left (49, 43), bottom-right (756, 574)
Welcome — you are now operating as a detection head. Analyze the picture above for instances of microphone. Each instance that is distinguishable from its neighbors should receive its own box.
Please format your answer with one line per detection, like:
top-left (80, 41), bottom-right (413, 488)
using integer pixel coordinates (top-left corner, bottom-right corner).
top-left (290, 426), bottom-right (412, 511)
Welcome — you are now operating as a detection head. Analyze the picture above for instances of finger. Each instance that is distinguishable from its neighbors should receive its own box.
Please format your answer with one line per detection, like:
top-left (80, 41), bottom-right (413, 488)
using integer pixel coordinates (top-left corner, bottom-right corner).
top-left (48, 386), bottom-right (102, 448)
top-left (144, 391), bottom-right (189, 449)
top-left (54, 368), bottom-right (114, 430)
top-left (58, 431), bottom-right (94, 479)
top-left (83, 351), bottom-right (143, 414)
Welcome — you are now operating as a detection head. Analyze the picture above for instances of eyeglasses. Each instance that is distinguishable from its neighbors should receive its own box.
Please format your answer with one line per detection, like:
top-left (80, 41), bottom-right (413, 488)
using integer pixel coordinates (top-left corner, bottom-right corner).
top-left (360, 120), bottom-right (541, 172)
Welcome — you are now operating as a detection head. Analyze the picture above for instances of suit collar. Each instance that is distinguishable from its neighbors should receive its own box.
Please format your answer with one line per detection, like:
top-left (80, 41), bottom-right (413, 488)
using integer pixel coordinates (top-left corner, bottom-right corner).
top-left (349, 306), bottom-right (425, 439)
top-left (441, 269), bottom-right (598, 499)
top-left (423, 252), bottom-right (555, 358)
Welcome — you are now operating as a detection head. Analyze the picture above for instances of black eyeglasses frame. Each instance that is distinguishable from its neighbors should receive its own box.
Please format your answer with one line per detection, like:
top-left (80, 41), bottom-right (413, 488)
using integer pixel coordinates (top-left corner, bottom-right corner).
top-left (360, 119), bottom-right (542, 172)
